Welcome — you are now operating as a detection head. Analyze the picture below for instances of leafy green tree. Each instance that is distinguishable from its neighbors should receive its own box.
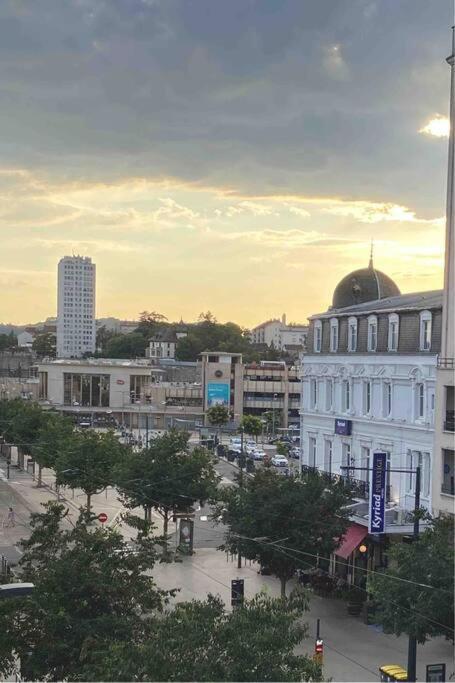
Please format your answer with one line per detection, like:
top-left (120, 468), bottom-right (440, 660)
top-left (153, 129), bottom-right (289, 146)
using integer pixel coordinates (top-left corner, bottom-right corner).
top-left (56, 430), bottom-right (127, 514)
top-left (82, 590), bottom-right (323, 682)
top-left (217, 468), bottom-right (352, 596)
top-left (0, 502), bottom-right (169, 682)
top-left (241, 414), bottom-right (263, 441)
top-left (115, 431), bottom-right (219, 553)
top-left (3, 401), bottom-right (46, 467)
top-left (104, 332), bottom-right (148, 358)
top-left (263, 408), bottom-right (283, 435)
top-left (0, 332), bottom-right (18, 352)
top-left (206, 405), bottom-right (230, 430)
top-left (95, 325), bottom-right (117, 355)
top-left (369, 515), bottom-right (454, 643)
top-left (32, 333), bottom-right (56, 358)
top-left (32, 412), bottom-right (74, 487)
top-left (135, 311), bottom-right (168, 338)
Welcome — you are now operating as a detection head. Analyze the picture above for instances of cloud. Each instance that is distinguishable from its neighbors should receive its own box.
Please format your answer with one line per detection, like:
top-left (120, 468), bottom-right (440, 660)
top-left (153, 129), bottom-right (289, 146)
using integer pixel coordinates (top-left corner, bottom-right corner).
top-left (323, 44), bottom-right (349, 80)
top-left (419, 115), bottom-right (450, 138)
top-left (34, 239), bottom-right (142, 254)
top-left (288, 206), bottom-right (311, 218)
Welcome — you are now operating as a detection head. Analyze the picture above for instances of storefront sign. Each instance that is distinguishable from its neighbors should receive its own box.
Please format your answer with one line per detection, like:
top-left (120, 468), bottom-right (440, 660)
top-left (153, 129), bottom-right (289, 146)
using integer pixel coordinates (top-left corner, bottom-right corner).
top-left (334, 418), bottom-right (352, 436)
top-left (369, 451), bottom-right (386, 534)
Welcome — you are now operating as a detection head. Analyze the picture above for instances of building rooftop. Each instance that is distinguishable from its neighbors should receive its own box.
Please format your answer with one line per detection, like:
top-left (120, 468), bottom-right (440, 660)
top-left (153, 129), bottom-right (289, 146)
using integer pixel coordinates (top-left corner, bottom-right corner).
top-left (38, 358), bottom-right (165, 370)
top-left (310, 289), bottom-right (443, 320)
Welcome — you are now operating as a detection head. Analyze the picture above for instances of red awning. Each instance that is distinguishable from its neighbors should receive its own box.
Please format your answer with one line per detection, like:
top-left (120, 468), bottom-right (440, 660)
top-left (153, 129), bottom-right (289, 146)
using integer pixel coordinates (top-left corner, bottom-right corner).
top-left (335, 523), bottom-right (368, 559)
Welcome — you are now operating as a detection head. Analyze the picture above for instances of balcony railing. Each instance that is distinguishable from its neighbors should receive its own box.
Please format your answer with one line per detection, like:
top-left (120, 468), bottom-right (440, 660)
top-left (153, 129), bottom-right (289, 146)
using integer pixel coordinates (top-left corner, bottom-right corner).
top-left (438, 357), bottom-right (455, 369)
top-left (301, 465), bottom-right (392, 501)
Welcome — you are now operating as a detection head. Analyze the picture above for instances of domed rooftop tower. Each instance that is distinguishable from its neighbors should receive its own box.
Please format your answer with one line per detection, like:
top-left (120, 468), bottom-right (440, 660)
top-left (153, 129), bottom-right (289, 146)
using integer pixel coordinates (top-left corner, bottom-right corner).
top-left (332, 248), bottom-right (400, 310)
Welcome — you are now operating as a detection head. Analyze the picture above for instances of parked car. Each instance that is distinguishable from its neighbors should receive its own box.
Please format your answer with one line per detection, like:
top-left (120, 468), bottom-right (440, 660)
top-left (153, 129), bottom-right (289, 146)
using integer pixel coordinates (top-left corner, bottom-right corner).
top-left (251, 448), bottom-right (266, 461)
top-left (271, 454), bottom-right (289, 467)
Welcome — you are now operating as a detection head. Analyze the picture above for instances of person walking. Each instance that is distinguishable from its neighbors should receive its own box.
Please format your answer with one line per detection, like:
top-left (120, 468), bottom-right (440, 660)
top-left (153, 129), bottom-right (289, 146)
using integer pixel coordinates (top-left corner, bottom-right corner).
top-left (4, 507), bottom-right (15, 528)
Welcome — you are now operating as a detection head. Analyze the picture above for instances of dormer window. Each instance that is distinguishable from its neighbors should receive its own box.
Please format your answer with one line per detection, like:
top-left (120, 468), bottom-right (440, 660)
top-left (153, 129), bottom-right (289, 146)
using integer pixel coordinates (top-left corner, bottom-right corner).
top-left (330, 318), bottom-right (339, 352)
top-left (348, 317), bottom-right (357, 352)
top-left (419, 311), bottom-right (432, 351)
top-left (314, 320), bottom-right (322, 353)
top-left (367, 315), bottom-right (378, 352)
top-left (388, 313), bottom-right (399, 352)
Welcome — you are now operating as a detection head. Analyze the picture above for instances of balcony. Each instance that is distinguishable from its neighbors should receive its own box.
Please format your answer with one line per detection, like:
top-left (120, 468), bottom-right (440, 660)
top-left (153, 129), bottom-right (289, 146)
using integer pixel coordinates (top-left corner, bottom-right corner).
top-left (300, 465), bottom-right (391, 501)
top-left (438, 357), bottom-right (455, 369)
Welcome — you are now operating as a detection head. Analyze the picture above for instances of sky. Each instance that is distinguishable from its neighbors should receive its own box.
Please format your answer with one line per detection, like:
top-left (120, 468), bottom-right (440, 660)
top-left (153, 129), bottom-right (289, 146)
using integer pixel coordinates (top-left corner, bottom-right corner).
top-left (0, 0), bottom-right (452, 327)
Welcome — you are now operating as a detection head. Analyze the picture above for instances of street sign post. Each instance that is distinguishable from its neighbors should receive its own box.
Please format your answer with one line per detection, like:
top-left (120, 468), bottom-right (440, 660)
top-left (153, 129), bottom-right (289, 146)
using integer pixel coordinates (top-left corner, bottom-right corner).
top-left (426, 663), bottom-right (446, 682)
top-left (368, 451), bottom-right (386, 534)
top-left (98, 512), bottom-right (108, 524)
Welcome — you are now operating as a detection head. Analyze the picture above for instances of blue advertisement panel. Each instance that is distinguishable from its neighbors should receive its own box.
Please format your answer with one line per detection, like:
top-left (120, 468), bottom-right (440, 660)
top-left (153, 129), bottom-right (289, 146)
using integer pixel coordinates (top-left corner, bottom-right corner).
top-left (207, 382), bottom-right (230, 408)
top-left (369, 451), bottom-right (387, 534)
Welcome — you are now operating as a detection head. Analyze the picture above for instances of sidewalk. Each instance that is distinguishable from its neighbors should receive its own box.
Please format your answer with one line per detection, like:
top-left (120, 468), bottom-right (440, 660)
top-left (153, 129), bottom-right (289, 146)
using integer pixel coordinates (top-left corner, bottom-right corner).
top-left (1, 455), bottom-right (453, 682)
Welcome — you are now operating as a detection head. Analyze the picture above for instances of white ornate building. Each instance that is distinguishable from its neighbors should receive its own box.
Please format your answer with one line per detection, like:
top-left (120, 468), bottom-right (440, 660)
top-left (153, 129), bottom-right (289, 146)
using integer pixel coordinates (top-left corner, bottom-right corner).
top-left (301, 259), bottom-right (442, 535)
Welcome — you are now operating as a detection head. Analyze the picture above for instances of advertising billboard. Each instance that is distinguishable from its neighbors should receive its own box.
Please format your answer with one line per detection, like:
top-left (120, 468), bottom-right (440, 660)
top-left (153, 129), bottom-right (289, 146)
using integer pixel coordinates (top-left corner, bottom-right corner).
top-left (368, 451), bottom-right (387, 534)
top-left (207, 382), bottom-right (230, 408)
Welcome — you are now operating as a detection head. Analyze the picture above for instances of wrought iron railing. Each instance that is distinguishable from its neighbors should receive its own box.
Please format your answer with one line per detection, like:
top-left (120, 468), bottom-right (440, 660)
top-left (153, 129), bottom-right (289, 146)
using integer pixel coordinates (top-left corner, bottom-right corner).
top-left (300, 464), bottom-right (392, 501)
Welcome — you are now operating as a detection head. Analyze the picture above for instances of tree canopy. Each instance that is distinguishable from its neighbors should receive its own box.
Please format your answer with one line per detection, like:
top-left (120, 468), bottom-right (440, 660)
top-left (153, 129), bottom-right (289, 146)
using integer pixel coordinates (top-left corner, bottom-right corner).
top-left (206, 405), bottom-right (230, 428)
top-left (115, 431), bottom-right (219, 550)
top-left (84, 590), bottom-right (323, 682)
top-left (217, 468), bottom-right (353, 596)
top-left (241, 414), bottom-right (263, 439)
top-left (32, 333), bottom-right (56, 358)
top-left (0, 502), bottom-right (169, 682)
top-left (31, 411), bottom-right (74, 486)
top-left (369, 515), bottom-right (454, 643)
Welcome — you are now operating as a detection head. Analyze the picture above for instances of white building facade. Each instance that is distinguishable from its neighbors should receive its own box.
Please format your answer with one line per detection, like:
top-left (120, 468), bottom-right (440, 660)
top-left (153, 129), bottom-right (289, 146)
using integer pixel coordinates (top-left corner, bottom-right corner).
top-left (301, 273), bottom-right (442, 528)
top-left (56, 256), bottom-right (96, 359)
top-left (251, 315), bottom-right (308, 351)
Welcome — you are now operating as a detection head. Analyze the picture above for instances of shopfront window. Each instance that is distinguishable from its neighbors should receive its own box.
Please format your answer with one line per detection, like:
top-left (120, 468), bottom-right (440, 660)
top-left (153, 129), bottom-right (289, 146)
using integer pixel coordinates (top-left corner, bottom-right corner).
top-left (63, 373), bottom-right (110, 407)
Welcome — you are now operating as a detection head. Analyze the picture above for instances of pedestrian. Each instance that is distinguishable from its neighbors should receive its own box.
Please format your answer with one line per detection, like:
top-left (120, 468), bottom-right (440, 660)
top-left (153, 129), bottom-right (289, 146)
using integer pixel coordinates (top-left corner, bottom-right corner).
top-left (5, 507), bottom-right (15, 528)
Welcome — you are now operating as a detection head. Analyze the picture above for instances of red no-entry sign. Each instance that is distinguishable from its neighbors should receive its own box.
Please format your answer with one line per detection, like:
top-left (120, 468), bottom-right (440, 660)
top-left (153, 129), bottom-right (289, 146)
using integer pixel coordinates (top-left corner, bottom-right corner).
top-left (98, 512), bottom-right (108, 524)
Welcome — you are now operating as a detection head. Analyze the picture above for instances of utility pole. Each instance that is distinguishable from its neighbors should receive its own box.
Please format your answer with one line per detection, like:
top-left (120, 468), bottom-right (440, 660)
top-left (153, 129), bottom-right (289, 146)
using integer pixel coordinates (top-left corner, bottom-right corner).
top-left (237, 426), bottom-right (244, 569)
top-left (407, 465), bottom-right (421, 683)
top-left (145, 413), bottom-right (149, 448)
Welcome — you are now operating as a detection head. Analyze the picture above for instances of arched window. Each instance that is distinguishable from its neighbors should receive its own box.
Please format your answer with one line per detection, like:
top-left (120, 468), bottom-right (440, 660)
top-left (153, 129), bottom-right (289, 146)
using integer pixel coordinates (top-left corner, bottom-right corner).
top-left (367, 315), bottom-right (378, 352)
top-left (330, 318), bottom-right (339, 352)
top-left (348, 317), bottom-right (357, 352)
top-left (388, 313), bottom-right (399, 352)
top-left (314, 320), bottom-right (322, 353)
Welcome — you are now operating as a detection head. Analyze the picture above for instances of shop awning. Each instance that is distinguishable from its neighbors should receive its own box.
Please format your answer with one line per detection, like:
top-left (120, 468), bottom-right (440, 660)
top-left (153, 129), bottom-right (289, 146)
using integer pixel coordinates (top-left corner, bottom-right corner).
top-left (335, 523), bottom-right (368, 559)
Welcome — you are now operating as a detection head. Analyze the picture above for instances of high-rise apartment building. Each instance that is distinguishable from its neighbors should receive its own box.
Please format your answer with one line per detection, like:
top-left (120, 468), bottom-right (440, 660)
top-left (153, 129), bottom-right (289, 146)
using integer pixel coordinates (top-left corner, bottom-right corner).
top-left (56, 256), bottom-right (96, 358)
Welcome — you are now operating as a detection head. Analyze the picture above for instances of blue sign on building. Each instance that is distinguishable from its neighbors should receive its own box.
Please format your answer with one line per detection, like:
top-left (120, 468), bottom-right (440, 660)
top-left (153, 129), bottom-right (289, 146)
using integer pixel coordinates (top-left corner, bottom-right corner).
top-left (334, 418), bottom-right (352, 436)
top-left (207, 382), bottom-right (230, 408)
top-left (369, 451), bottom-right (387, 534)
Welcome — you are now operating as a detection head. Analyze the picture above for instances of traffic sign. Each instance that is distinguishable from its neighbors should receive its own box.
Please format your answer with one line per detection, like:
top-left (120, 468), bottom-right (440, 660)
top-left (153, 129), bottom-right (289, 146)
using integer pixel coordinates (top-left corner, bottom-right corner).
top-left (98, 512), bottom-right (108, 524)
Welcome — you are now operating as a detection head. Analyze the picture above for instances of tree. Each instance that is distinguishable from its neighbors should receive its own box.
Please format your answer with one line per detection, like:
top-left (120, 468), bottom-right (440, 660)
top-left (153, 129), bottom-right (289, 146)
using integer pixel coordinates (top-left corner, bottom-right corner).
top-left (217, 468), bottom-right (352, 597)
top-left (31, 412), bottom-right (74, 487)
top-left (369, 515), bottom-right (454, 643)
top-left (135, 311), bottom-right (168, 338)
top-left (95, 325), bottom-right (116, 355)
top-left (0, 502), bottom-right (169, 682)
top-left (32, 333), bottom-right (56, 358)
top-left (115, 431), bottom-right (219, 554)
top-left (206, 405), bottom-right (230, 429)
top-left (263, 408), bottom-right (283, 435)
top-left (83, 590), bottom-right (323, 682)
top-left (56, 430), bottom-right (127, 514)
top-left (104, 332), bottom-right (148, 358)
top-left (3, 400), bottom-right (46, 466)
top-left (241, 415), bottom-right (263, 441)
top-left (0, 332), bottom-right (17, 352)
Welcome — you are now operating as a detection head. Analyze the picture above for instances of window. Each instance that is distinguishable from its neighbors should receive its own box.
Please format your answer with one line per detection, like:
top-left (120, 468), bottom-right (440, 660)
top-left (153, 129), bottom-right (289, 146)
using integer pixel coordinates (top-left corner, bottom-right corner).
top-left (367, 316), bottom-right (378, 352)
top-left (310, 379), bottom-right (318, 409)
top-left (314, 320), bottom-right (322, 352)
top-left (348, 317), bottom-right (357, 352)
top-left (388, 314), bottom-right (399, 351)
top-left (407, 450), bottom-right (431, 497)
top-left (342, 380), bottom-right (351, 412)
top-left (324, 440), bottom-right (332, 473)
top-left (38, 372), bottom-right (48, 400)
top-left (416, 383), bottom-right (425, 419)
top-left (63, 373), bottom-right (110, 407)
top-left (363, 380), bottom-right (372, 415)
top-left (325, 379), bottom-right (333, 411)
top-left (360, 446), bottom-right (370, 483)
top-left (341, 442), bottom-right (352, 480)
top-left (309, 437), bottom-right (317, 468)
top-left (442, 449), bottom-right (454, 495)
top-left (419, 311), bottom-right (432, 351)
top-left (383, 382), bottom-right (392, 417)
top-left (330, 318), bottom-right (339, 352)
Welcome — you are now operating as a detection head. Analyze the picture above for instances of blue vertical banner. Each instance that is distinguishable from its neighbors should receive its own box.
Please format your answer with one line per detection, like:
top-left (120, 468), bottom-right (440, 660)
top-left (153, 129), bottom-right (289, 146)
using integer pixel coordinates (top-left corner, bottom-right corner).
top-left (369, 451), bottom-right (387, 534)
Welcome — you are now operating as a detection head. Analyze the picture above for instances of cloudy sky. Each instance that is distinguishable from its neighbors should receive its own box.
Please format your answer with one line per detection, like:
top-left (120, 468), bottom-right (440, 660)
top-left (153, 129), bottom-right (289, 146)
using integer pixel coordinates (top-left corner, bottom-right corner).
top-left (0, 0), bottom-right (452, 326)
